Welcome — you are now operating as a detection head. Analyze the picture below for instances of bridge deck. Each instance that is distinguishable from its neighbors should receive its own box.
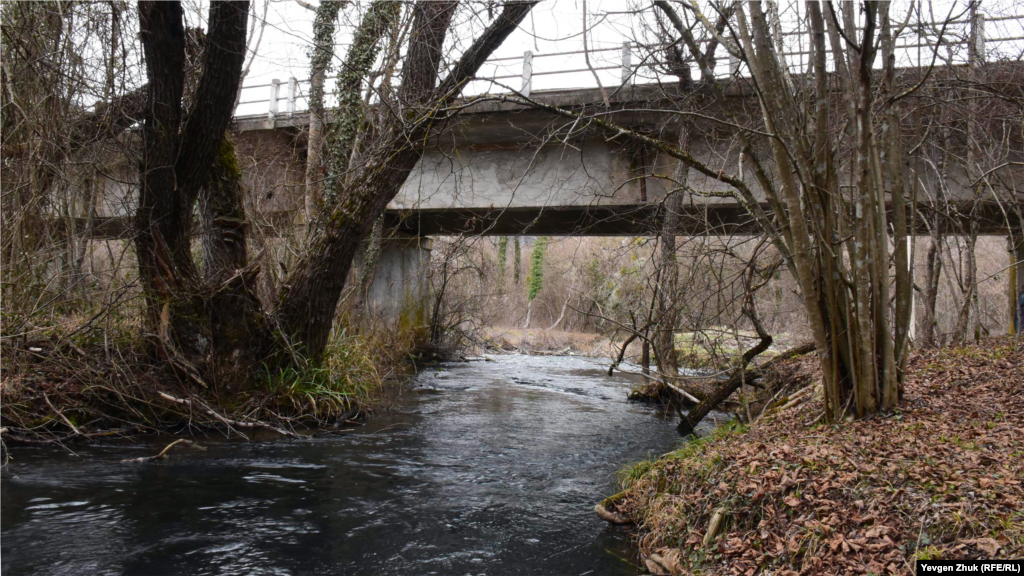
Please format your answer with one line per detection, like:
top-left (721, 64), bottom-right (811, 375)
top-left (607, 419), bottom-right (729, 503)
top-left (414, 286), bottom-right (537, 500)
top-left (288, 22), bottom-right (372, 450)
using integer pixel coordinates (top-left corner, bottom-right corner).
top-left (72, 200), bottom-right (1017, 240)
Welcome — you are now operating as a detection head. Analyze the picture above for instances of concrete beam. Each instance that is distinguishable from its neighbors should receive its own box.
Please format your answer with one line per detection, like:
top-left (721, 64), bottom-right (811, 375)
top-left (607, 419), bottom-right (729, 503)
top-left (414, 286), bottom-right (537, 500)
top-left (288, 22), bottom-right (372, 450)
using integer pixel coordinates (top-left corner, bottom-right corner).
top-left (65, 200), bottom-right (1019, 240)
top-left (385, 201), bottom-right (1021, 237)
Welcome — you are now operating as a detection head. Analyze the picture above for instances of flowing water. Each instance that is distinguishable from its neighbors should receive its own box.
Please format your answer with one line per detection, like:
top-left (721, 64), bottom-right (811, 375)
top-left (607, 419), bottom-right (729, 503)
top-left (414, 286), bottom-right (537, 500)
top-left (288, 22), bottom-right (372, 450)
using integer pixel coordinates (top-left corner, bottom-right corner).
top-left (1, 354), bottom-right (716, 576)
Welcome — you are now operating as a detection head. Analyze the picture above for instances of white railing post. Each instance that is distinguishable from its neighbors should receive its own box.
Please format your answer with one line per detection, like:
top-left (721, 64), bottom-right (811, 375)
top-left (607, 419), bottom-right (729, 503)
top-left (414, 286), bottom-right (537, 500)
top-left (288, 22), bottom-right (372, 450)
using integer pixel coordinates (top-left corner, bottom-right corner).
top-left (621, 42), bottom-right (632, 85)
top-left (970, 12), bottom-right (986, 66)
top-left (286, 77), bottom-right (296, 117)
top-left (727, 40), bottom-right (740, 76)
top-left (521, 50), bottom-right (533, 97)
top-left (268, 78), bottom-right (281, 121)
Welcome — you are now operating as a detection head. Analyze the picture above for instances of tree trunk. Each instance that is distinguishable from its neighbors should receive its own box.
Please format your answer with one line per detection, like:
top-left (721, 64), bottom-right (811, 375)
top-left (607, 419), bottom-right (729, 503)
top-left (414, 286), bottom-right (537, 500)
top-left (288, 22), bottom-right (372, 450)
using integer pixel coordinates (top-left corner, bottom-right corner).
top-left (135, 0), bottom-right (249, 375)
top-left (304, 0), bottom-right (343, 222)
top-left (954, 231), bottom-right (980, 343)
top-left (276, 1), bottom-right (535, 359)
top-left (353, 214), bottom-right (385, 314)
top-left (921, 232), bottom-right (943, 347)
top-left (654, 128), bottom-right (689, 380)
top-left (497, 236), bottom-right (508, 279)
top-left (513, 236), bottom-right (521, 283)
top-left (641, 338), bottom-right (650, 375)
top-left (199, 137), bottom-right (271, 391)
top-left (678, 309), bottom-right (772, 435)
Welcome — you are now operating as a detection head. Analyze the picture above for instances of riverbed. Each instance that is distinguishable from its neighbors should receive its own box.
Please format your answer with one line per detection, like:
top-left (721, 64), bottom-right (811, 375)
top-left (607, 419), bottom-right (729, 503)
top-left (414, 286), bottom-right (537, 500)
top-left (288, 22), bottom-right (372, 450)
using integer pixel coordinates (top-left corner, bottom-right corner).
top-left (1, 354), bottom-right (716, 575)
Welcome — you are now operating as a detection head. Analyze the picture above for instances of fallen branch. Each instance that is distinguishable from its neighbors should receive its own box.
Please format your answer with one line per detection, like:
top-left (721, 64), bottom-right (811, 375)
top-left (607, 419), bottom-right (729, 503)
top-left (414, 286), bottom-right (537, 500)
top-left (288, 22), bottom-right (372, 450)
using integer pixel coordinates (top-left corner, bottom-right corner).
top-left (663, 377), bottom-right (703, 404)
top-left (157, 391), bottom-right (301, 438)
top-left (121, 438), bottom-right (206, 463)
top-left (619, 368), bottom-right (702, 403)
top-left (778, 382), bottom-right (823, 412)
top-left (678, 308), bottom-right (773, 435)
top-left (44, 392), bottom-right (81, 436)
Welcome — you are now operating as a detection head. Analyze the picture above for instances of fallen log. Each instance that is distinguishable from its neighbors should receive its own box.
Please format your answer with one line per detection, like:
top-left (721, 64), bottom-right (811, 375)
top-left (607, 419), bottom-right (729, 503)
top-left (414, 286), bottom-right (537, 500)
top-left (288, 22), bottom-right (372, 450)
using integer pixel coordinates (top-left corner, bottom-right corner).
top-left (676, 313), bottom-right (815, 435)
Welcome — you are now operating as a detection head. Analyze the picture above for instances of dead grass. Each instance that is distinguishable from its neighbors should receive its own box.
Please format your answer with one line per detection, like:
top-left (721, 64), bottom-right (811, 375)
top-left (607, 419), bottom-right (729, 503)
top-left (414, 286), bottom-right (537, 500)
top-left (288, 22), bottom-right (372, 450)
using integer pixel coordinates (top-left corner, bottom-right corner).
top-left (615, 338), bottom-right (1024, 575)
top-left (478, 326), bottom-right (613, 356)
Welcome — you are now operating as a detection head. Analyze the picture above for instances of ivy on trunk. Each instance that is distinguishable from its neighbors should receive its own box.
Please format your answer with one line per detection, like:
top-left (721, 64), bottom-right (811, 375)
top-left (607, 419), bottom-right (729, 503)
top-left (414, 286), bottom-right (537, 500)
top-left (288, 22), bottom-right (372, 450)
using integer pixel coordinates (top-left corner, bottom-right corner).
top-left (135, 0), bottom-right (537, 389)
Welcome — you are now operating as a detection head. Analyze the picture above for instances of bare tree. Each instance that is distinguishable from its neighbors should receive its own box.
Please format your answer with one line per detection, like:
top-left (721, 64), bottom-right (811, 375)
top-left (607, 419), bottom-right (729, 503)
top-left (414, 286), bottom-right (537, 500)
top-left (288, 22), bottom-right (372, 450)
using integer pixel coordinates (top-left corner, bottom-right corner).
top-left (42, 0), bottom-right (537, 390)
top-left (508, 1), bottom-right (948, 419)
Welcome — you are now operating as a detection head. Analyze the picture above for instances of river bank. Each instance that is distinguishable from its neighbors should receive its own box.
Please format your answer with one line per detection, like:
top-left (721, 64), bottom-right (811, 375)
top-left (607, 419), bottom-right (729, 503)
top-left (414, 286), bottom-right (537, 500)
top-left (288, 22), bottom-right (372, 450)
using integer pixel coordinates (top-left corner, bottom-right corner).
top-left (1, 322), bottom-right (650, 446)
top-left (608, 338), bottom-right (1024, 575)
top-left (0, 322), bottom-right (422, 446)
top-left (480, 326), bottom-right (616, 357)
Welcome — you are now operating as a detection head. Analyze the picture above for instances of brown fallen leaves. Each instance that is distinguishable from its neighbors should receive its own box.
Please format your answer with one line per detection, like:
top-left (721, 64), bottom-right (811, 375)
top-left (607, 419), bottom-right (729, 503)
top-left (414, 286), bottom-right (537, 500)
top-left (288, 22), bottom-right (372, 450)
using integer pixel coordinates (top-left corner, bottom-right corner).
top-left (620, 338), bottom-right (1024, 575)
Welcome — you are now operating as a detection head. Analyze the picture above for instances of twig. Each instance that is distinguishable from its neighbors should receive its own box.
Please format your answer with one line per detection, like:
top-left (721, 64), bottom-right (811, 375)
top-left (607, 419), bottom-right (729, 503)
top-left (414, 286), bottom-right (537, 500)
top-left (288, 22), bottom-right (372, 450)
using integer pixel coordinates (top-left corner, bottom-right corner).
top-left (0, 426), bottom-right (8, 467)
top-left (157, 391), bottom-right (300, 438)
top-left (121, 438), bottom-right (205, 463)
top-left (44, 392), bottom-right (81, 436)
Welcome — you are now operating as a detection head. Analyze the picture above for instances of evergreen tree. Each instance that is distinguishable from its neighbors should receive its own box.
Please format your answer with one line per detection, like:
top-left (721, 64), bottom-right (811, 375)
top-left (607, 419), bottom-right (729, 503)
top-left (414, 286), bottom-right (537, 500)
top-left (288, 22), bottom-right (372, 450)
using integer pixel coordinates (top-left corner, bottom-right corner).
top-left (513, 236), bottom-right (521, 283)
top-left (497, 236), bottom-right (508, 278)
top-left (527, 237), bottom-right (548, 301)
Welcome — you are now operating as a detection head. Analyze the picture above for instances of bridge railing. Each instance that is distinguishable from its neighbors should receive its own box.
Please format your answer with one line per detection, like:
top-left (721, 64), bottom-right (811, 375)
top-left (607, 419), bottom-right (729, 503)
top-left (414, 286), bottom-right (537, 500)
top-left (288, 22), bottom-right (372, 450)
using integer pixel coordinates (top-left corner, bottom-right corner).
top-left (233, 9), bottom-right (1024, 121)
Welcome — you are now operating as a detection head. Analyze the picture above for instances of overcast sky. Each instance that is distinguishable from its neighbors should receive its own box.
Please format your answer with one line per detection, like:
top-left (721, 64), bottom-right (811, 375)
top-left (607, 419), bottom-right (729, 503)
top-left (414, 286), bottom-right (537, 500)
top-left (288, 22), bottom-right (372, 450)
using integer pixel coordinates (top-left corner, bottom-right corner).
top-left (232, 0), bottom-right (647, 116)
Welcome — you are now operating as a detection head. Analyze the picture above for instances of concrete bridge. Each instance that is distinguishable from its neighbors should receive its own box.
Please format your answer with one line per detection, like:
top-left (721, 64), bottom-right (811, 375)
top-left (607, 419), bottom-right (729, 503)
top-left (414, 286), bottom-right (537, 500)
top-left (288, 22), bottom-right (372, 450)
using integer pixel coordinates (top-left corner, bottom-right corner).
top-left (81, 79), bottom-right (1024, 323)
top-left (225, 8), bottom-right (1022, 241)
top-left (229, 82), bottom-right (1019, 239)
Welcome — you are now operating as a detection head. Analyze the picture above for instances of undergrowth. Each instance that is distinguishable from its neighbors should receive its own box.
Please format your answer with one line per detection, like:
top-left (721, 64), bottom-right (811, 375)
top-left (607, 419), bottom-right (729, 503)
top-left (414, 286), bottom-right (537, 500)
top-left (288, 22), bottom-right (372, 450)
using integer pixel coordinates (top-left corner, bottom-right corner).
top-left (1, 312), bottom-right (422, 446)
top-left (261, 330), bottom-right (387, 420)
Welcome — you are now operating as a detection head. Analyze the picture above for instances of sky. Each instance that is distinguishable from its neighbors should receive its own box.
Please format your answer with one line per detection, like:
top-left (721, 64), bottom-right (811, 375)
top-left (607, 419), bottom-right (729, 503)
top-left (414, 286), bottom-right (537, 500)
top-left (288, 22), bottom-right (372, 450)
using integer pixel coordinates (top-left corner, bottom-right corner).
top-left (233, 0), bottom-right (651, 116)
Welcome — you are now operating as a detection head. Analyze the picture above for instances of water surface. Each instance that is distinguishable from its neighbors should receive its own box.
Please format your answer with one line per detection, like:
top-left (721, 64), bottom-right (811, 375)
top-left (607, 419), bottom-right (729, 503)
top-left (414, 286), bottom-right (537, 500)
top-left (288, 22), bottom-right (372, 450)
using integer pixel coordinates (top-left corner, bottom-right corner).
top-left (2, 354), bottom-right (711, 575)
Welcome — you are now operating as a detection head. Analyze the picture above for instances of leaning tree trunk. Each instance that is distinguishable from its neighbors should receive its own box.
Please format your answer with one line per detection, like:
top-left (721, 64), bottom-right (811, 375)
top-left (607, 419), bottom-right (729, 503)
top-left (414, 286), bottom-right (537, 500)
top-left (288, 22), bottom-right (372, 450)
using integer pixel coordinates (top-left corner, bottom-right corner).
top-left (304, 0), bottom-right (344, 222)
top-left (677, 308), bottom-right (772, 435)
top-left (276, 1), bottom-right (535, 359)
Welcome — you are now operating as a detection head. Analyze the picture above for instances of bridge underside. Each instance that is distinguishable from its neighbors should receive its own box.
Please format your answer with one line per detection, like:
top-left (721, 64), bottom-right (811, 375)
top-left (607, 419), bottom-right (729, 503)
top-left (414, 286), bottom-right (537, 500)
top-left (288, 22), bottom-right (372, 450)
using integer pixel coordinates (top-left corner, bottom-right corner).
top-left (384, 201), bottom-right (1019, 237)
top-left (73, 200), bottom-right (1017, 240)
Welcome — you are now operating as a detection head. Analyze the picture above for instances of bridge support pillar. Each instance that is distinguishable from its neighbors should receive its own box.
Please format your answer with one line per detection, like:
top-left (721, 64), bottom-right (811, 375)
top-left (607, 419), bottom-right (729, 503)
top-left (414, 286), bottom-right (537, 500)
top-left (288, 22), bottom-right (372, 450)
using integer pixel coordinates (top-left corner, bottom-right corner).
top-left (357, 236), bottom-right (432, 329)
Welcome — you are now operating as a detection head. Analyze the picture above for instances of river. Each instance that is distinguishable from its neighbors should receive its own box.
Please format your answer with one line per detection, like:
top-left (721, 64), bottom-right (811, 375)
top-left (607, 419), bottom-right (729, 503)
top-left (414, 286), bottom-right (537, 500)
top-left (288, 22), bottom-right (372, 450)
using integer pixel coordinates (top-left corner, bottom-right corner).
top-left (1, 354), bottom-right (717, 575)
